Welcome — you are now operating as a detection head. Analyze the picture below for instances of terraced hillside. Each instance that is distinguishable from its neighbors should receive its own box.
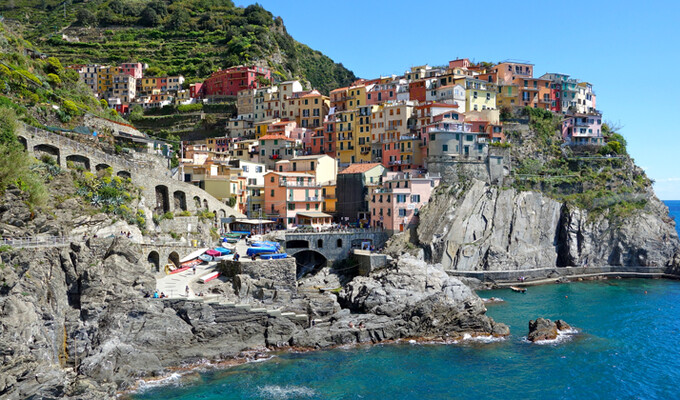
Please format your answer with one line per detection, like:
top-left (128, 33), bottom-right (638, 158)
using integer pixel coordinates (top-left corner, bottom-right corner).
top-left (2, 0), bottom-right (356, 94)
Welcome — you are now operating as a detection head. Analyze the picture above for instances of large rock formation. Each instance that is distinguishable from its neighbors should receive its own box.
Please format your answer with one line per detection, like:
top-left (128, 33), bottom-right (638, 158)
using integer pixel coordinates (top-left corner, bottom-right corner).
top-left (417, 180), bottom-right (680, 272)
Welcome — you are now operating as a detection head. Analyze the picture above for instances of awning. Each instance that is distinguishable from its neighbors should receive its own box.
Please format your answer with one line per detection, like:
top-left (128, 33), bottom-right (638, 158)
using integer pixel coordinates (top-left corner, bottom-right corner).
top-left (233, 218), bottom-right (276, 225)
top-left (296, 212), bottom-right (333, 218)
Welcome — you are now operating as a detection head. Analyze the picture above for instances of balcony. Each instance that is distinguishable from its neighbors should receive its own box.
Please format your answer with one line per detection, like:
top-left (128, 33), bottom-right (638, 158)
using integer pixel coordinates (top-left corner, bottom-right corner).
top-left (289, 196), bottom-right (324, 202)
top-left (539, 97), bottom-right (553, 103)
top-left (522, 86), bottom-right (539, 91)
top-left (426, 124), bottom-right (472, 134)
top-left (400, 135), bottom-right (418, 141)
top-left (280, 181), bottom-right (322, 188)
top-left (389, 158), bottom-right (412, 166)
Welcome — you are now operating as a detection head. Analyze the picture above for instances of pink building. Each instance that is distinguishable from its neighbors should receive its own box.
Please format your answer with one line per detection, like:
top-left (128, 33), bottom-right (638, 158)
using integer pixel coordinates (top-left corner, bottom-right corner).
top-left (562, 113), bottom-right (603, 145)
top-left (264, 171), bottom-right (328, 228)
top-left (202, 65), bottom-right (272, 97)
top-left (189, 83), bottom-right (203, 99)
top-left (369, 171), bottom-right (440, 233)
top-left (119, 63), bottom-right (144, 79)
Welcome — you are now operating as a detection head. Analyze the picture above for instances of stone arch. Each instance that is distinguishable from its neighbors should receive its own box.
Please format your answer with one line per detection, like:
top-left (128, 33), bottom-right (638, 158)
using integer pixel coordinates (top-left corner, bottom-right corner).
top-left (66, 154), bottom-right (91, 171)
top-left (117, 170), bottom-right (131, 179)
top-left (168, 251), bottom-right (180, 268)
top-left (155, 185), bottom-right (170, 214)
top-left (292, 250), bottom-right (328, 279)
top-left (193, 196), bottom-right (201, 209)
top-left (17, 136), bottom-right (27, 150)
top-left (218, 209), bottom-right (226, 219)
top-left (317, 239), bottom-right (323, 248)
top-left (286, 239), bottom-right (309, 249)
top-left (95, 163), bottom-right (111, 173)
top-left (33, 144), bottom-right (60, 165)
top-left (336, 238), bottom-right (343, 248)
top-left (147, 251), bottom-right (160, 272)
top-left (173, 191), bottom-right (187, 211)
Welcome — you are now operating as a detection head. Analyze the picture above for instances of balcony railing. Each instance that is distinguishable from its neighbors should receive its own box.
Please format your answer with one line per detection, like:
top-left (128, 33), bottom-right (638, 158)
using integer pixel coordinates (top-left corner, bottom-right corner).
top-left (280, 181), bottom-right (322, 188)
top-left (400, 135), bottom-right (418, 141)
top-left (539, 97), bottom-right (553, 103)
top-left (522, 86), bottom-right (539, 91)
top-left (289, 196), bottom-right (324, 202)
top-left (426, 124), bottom-right (472, 134)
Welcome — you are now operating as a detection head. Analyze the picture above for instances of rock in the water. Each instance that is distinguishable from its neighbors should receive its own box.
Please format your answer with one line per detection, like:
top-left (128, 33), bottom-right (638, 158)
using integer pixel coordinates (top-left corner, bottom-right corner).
top-left (527, 318), bottom-right (573, 342)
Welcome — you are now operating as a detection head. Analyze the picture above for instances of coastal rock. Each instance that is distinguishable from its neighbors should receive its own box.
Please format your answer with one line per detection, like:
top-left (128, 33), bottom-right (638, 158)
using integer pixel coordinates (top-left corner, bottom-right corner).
top-left (527, 318), bottom-right (572, 342)
top-left (417, 179), bottom-right (680, 272)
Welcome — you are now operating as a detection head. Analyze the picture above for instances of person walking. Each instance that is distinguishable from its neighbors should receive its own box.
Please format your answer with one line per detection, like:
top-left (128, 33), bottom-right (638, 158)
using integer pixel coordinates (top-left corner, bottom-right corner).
top-left (185, 285), bottom-right (190, 297)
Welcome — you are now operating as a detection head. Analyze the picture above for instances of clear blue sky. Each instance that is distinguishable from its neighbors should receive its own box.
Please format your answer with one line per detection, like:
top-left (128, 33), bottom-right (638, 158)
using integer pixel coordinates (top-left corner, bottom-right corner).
top-left (249, 0), bottom-right (680, 199)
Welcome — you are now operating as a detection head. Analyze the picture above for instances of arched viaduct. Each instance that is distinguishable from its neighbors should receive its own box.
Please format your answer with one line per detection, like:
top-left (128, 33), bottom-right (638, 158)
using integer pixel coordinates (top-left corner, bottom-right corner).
top-left (17, 124), bottom-right (244, 223)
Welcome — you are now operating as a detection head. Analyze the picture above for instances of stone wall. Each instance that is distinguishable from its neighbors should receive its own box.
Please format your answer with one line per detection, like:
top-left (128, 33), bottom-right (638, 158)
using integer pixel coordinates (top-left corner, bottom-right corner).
top-left (285, 231), bottom-right (389, 261)
top-left (352, 249), bottom-right (387, 276)
top-left (426, 146), bottom-right (511, 186)
top-left (17, 124), bottom-right (244, 231)
top-left (83, 113), bottom-right (145, 138)
top-left (219, 258), bottom-right (297, 291)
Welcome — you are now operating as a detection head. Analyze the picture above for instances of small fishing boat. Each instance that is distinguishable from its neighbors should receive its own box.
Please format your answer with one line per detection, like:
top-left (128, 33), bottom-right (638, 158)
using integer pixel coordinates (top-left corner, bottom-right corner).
top-left (246, 245), bottom-right (278, 257)
top-left (199, 271), bottom-right (220, 283)
top-left (213, 247), bottom-right (232, 261)
top-left (259, 252), bottom-right (287, 260)
top-left (198, 253), bottom-right (214, 262)
top-left (510, 286), bottom-right (527, 293)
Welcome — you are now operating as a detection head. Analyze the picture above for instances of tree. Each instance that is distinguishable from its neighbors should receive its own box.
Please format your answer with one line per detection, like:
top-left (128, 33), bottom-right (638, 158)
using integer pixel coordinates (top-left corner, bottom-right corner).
top-left (46, 57), bottom-right (64, 75)
top-left (139, 7), bottom-right (160, 27)
top-left (165, 9), bottom-right (190, 31)
top-left (75, 8), bottom-right (97, 26)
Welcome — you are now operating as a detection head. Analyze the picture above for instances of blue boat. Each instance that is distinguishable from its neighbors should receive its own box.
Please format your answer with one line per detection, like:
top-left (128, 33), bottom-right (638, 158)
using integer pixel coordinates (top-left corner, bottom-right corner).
top-left (214, 247), bottom-right (232, 255)
top-left (246, 246), bottom-right (277, 257)
top-left (198, 253), bottom-right (213, 262)
top-left (251, 241), bottom-right (281, 250)
top-left (260, 253), bottom-right (288, 260)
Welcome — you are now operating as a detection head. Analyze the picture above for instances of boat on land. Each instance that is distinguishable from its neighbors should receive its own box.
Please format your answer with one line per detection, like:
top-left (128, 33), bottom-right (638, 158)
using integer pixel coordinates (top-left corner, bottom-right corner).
top-left (510, 286), bottom-right (527, 293)
top-left (213, 247), bottom-right (233, 261)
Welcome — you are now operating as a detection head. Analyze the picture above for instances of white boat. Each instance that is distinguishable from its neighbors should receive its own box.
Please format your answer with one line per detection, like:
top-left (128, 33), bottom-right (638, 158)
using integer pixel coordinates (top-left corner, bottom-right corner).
top-left (180, 248), bottom-right (209, 263)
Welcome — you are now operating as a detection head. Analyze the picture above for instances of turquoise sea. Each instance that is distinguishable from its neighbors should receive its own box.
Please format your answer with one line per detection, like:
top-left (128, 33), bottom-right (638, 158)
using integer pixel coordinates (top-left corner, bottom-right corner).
top-left (666, 200), bottom-right (680, 236)
top-left (134, 203), bottom-right (680, 400)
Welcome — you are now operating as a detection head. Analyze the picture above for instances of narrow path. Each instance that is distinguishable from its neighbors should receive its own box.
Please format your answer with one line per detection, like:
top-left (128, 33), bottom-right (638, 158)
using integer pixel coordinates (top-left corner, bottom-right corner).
top-left (156, 261), bottom-right (219, 298)
top-left (494, 271), bottom-right (673, 287)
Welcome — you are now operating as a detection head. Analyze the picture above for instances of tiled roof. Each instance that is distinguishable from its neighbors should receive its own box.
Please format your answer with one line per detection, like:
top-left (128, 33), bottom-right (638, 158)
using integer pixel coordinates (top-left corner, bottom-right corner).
top-left (258, 134), bottom-right (294, 141)
top-left (339, 163), bottom-right (383, 174)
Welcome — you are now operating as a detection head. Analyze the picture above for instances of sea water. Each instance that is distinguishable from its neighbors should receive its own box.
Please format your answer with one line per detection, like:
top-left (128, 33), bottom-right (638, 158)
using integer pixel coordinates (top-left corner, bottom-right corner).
top-left (133, 203), bottom-right (680, 400)
top-left (665, 200), bottom-right (680, 236)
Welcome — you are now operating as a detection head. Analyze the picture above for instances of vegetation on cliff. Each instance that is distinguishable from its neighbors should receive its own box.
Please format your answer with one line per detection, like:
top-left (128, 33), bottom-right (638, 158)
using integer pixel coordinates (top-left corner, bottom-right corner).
top-left (508, 107), bottom-right (651, 220)
top-left (0, 21), bottom-right (119, 129)
top-left (3, 1), bottom-right (356, 94)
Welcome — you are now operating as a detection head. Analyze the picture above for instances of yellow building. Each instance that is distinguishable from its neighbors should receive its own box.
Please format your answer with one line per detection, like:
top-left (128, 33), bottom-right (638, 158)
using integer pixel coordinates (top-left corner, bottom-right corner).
top-left (96, 66), bottom-right (119, 95)
top-left (298, 90), bottom-right (329, 129)
top-left (322, 182), bottom-right (336, 214)
top-left (356, 104), bottom-right (375, 163)
top-left (335, 110), bottom-right (355, 164)
top-left (496, 84), bottom-right (519, 108)
top-left (454, 77), bottom-right (497, 112)
top-left (254, 118), bottom-right (279, 139)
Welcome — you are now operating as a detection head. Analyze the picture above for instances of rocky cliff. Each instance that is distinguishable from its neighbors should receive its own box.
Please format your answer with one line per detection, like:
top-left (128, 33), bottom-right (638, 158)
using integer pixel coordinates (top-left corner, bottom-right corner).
top-left (416, 179), bottom-right (680, 272)
top-left (0, 183), bottom-right (505, 399)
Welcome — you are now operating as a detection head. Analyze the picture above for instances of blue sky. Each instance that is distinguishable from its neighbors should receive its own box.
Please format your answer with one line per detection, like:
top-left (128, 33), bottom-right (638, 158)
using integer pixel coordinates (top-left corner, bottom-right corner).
top-left (249, 0), bottom-right (680, 199)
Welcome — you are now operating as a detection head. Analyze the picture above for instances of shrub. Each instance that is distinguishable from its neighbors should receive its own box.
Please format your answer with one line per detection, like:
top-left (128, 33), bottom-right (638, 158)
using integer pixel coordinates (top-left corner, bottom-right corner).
top-left (162, 211), bottom-right (174, 220)
top-left (47, 73), bottom-right (61, 87)
top-left (62, 100), bottom-right (79, 116)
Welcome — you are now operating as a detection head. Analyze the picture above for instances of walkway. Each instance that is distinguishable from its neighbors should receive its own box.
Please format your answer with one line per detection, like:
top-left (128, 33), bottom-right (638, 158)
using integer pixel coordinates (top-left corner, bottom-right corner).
top-left (155, 260), bottom-right (220, 299)
top-left (2, 236), bottom-right (78, 249)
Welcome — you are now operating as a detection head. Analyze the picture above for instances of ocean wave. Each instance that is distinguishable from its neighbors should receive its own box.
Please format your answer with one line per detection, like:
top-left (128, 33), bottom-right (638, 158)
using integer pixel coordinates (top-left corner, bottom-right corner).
top-left (257, 385), bottom-right (316, 399)
top-left (135, 373), bottom-right (183, 392)
top-left (523, 328), bottom-right (579, 345)
top-left (460, 333), bottom-right (506, 343)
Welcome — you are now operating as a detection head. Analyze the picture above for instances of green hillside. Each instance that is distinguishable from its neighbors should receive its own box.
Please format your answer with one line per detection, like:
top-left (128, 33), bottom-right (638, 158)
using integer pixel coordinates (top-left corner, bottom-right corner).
top-left (1, 0), bottom-right (356, 94)
top-left (0, 21), bottom-right (120, 129)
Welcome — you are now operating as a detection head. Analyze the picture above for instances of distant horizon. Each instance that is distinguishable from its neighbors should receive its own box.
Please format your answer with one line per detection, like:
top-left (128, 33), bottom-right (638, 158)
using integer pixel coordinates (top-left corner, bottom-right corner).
top-left (252, 0), bottom-right (680, 199)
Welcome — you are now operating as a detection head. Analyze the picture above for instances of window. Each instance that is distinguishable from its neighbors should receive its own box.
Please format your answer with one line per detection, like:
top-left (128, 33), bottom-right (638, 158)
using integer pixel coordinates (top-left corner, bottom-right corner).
top-left (337, 239), bottom-right (343, 248)
top-left (270, 190), bottom-right (275, 197)
top-left (270, 176), bottom-right (275, 182)
top-left (387, 208), bottom-right (391, 216)
top-left (466, 135), bottom-right (473, 142)
top-left (318, 239), bottom-right (323, 248)
top-left (443, 144), bottom-right (448, 152)
top-left (411, 194), bottom-right (420, 203)
top-left (398, 209), bottom-right (407, 217)
top-left (288, 203), bottom-right (295, 210)
top-left (397, 194), bottom-right (407, 203)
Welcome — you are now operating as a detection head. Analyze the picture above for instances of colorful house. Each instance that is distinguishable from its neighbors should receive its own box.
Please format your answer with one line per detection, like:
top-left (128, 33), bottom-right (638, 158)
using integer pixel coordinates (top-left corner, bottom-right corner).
top-left (369, 171), bottom-right (440, 233)
top-left (202, 65), bottom-right (271, 97)
top-left (263, 171), bottom-right (326, 228)
top-left (562, 113), bottom-right (603, 145)
top-left (336, 163), bottom-right (385, 224)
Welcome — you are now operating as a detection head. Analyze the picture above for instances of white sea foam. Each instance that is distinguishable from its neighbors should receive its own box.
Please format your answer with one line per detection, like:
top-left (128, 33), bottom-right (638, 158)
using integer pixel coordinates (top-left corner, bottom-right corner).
top-left (135, 373), bottom-right (183, 392)
top-left (257, 385), bottom-right (316, 399)
top-left (461, 333), bottom-right (506, 343)
top-left (523, 328), bottom-right (579, 345)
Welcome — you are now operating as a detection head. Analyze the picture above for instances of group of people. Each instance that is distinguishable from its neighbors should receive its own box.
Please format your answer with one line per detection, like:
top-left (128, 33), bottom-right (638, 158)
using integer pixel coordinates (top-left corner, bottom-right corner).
top-left (146, 291), bottom-right (167, 298)
top-left (119, 231), bottom-right (132, 238)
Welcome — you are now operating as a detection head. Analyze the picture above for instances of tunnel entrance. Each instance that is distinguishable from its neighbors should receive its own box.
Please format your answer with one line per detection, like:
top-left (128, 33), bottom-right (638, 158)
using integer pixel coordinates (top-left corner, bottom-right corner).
top-left (293, 250), bottom-right (327, 279)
